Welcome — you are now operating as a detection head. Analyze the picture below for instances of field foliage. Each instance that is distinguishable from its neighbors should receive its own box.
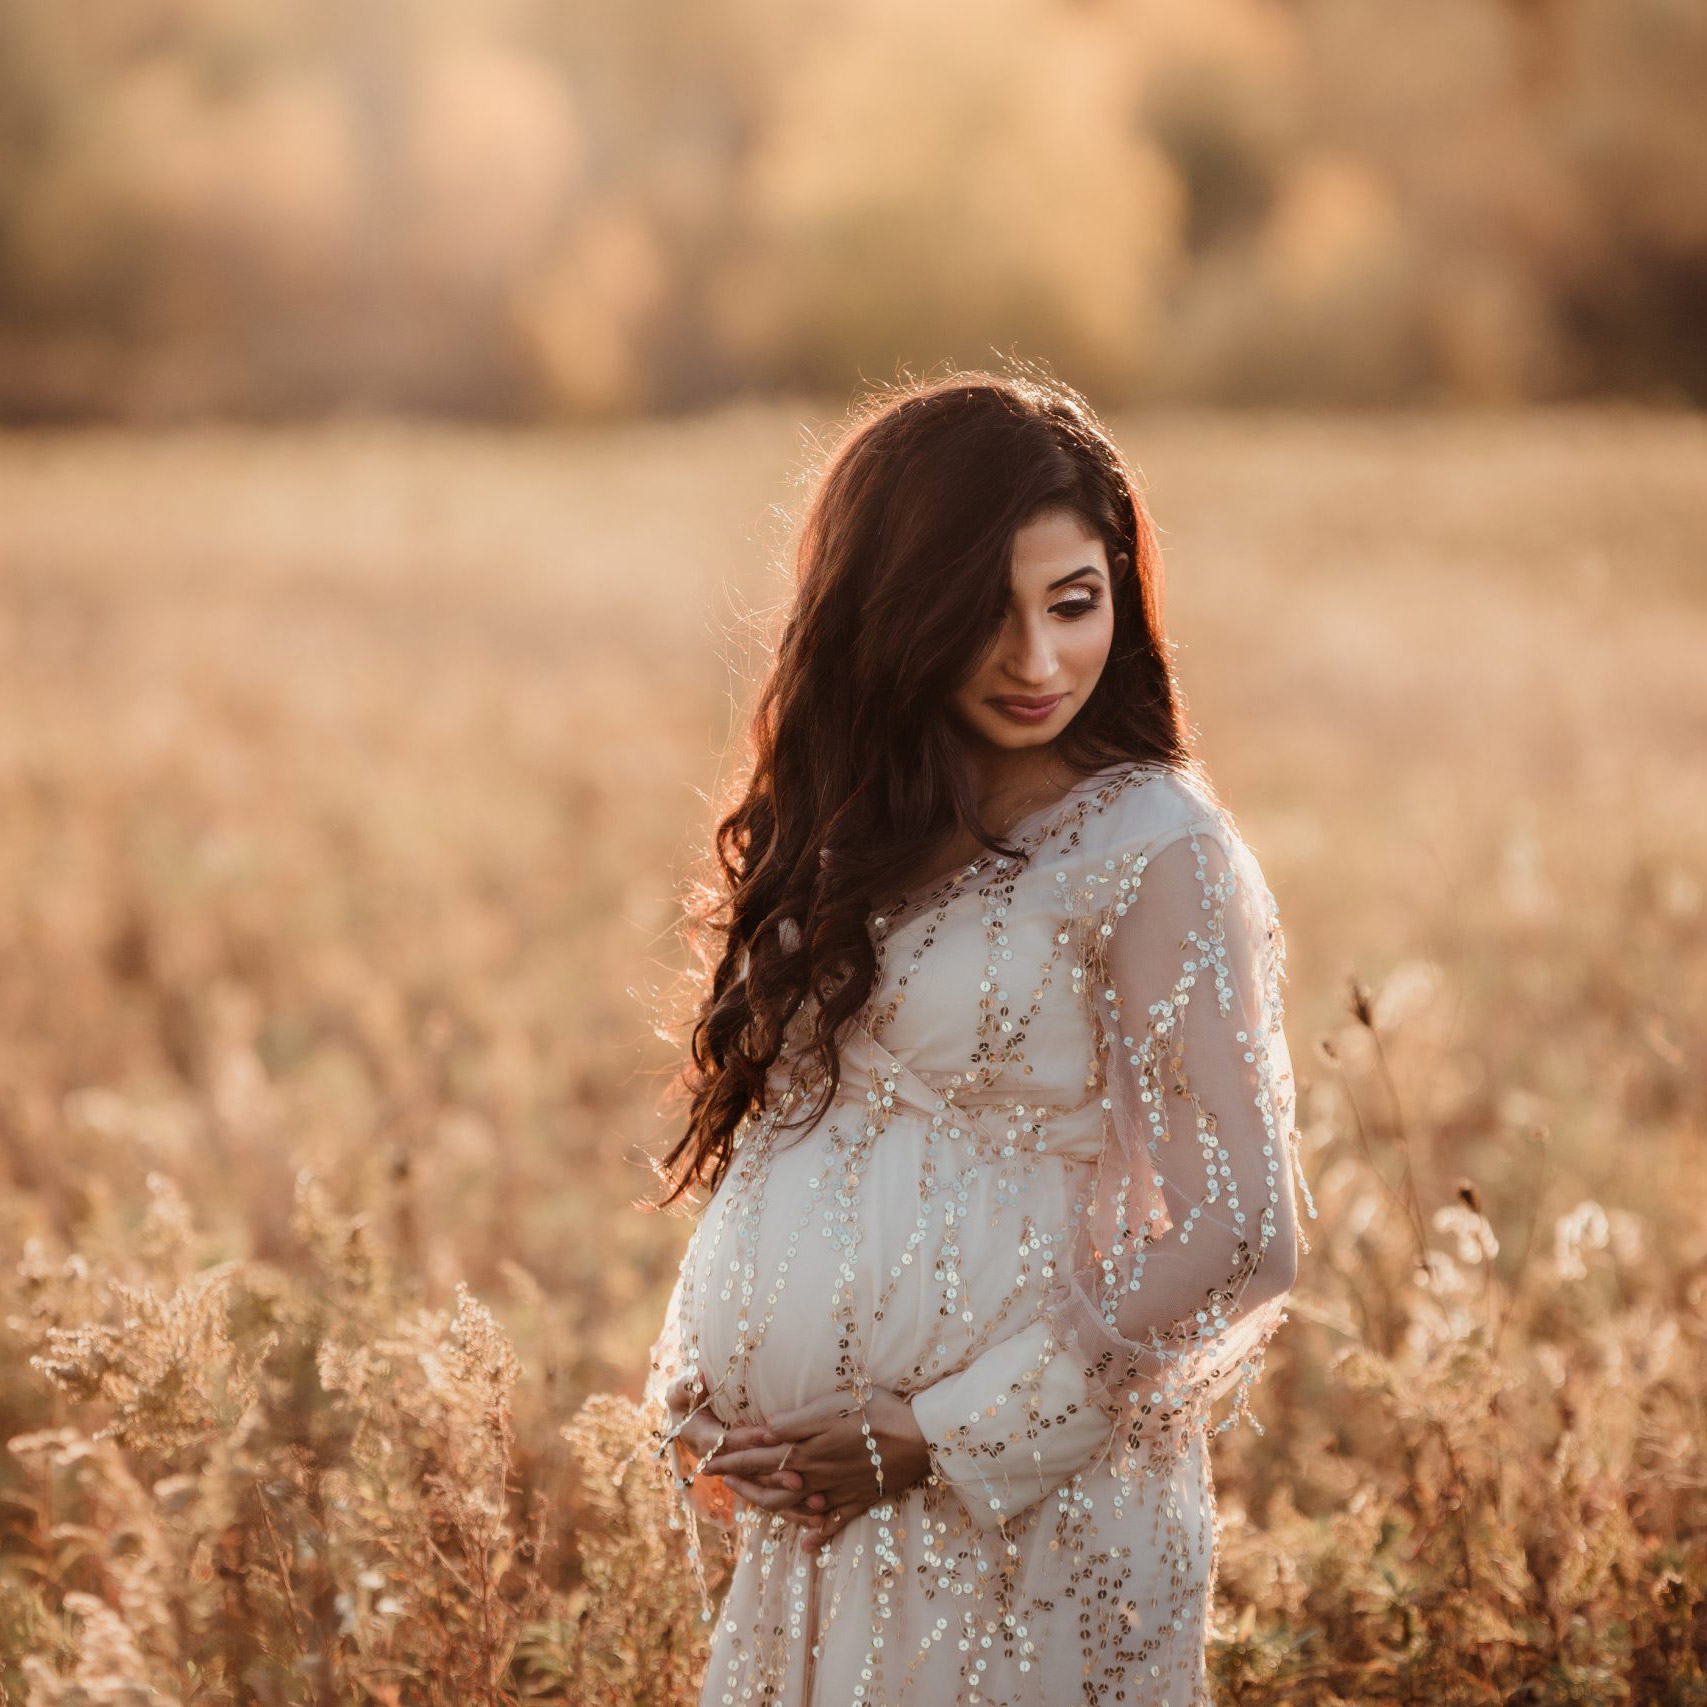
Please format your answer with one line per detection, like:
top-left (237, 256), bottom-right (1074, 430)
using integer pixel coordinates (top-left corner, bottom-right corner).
top-left (0, 406), bottom-right (1703, 1701)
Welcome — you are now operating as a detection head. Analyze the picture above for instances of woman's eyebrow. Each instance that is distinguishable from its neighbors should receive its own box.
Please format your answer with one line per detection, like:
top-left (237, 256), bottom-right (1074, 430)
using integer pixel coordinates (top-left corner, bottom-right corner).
top-left (1046, 566), bottom-right (1106, 592)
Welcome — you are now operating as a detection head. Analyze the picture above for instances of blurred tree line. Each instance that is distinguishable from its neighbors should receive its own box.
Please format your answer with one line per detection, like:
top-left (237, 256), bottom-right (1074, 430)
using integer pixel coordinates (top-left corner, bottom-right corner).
top-left (0, 0), bottom-right (1702, 422)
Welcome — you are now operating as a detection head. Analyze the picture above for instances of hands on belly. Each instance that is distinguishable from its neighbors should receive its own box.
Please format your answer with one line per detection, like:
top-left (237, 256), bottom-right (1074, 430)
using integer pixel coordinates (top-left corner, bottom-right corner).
top-left (665, 1373), bottom-right (933, 1549)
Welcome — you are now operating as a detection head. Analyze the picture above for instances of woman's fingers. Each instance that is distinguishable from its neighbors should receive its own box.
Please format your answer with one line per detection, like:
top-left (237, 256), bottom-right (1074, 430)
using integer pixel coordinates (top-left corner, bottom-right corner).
top-left (800, 1501), bottom-right (864, 1548)
top-left (756, 1393), bottom-right (862, 1442)
top-left (697, 1442), bottom-right (803, 1479)
top-left (675, 1409), bottom-right (776, 1461)
top-left (704, 1424), bottom-right (777, 1455)
top-left (722, 1473), bottom-right (809, 1512)
top-left (664, 1371), bottom-right (712, 1419)
top-left (765, 1491), bottom-right (831, 1521)
top-left (674, 1410), bottom-right (726, 1458)
top-left (663, 1372), bottom-right (790, 1464)
top-left (736, 1493), bottom-right (829, 1527)
top-left (663, 1374), bottom-right (774, 1455)
top-left (719, 1464), bottom-right (804, 1492)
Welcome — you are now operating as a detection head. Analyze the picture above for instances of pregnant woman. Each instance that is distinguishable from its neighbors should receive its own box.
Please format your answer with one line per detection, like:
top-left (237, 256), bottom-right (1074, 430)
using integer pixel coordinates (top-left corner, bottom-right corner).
top-left (639, 371), bottom-right (1318, 1704)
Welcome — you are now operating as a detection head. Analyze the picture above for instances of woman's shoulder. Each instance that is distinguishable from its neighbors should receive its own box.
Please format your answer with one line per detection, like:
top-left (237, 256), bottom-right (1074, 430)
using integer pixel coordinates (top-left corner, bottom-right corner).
top-left (1035, 759), bottom-right (1280, 933)
top-left (1042, 758), bottom-right (1237, 868)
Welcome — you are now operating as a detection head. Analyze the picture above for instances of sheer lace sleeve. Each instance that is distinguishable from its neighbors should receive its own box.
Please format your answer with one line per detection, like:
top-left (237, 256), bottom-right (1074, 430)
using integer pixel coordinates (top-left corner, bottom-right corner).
top-left (908, 817), bottom-right (1315, 1531)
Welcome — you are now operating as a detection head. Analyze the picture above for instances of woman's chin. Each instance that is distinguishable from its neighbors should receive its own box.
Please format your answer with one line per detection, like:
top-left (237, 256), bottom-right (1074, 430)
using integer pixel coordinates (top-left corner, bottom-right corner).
top-left (968, 716), bottom-right (1068, 750)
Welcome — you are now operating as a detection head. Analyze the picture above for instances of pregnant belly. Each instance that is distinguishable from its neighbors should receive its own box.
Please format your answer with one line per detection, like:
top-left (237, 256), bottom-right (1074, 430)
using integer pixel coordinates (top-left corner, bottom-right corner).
top-left (681, 1098), bottom-right (1088, 1426)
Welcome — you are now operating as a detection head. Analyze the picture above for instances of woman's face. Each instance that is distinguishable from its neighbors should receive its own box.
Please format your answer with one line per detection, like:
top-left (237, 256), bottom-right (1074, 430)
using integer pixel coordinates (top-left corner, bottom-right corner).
top-left (947, 507), bottom-right (1123, 754)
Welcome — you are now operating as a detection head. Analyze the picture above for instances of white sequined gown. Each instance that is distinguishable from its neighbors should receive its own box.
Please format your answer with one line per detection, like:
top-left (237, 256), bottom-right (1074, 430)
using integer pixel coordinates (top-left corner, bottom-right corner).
top-left (642, 760), bottom-right (1318, 1705)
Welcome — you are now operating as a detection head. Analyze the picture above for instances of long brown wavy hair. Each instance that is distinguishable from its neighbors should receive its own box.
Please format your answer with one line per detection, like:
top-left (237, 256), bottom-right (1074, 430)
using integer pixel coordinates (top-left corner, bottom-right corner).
top-left (650, 368), bottom-right (1201, 1209)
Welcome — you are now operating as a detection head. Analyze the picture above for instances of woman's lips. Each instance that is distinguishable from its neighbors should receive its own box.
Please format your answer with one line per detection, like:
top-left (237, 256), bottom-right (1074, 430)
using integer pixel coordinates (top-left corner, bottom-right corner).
top-left (988, 693), bottom-right (1064, 725)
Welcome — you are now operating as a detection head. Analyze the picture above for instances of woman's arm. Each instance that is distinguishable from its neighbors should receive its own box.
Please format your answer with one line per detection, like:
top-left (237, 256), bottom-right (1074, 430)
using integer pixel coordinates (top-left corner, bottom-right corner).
top-left (906, 821), bottom-right (1309, 1530)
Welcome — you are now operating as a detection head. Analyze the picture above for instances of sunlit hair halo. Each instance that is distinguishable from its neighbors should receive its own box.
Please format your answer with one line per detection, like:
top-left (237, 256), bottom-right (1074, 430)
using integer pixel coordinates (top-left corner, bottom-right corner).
top-left (651, 366), bottom-right (1202, 1209)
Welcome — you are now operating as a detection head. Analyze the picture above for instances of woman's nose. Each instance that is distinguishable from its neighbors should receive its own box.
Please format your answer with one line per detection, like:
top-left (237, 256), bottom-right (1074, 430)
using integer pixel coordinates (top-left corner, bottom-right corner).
top-left (1004, 620), bottom-right (1056, 684)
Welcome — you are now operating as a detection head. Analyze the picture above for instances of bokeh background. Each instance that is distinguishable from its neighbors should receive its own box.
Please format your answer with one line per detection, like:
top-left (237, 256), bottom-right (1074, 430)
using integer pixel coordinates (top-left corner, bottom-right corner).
top-left (1, 1), bottom-right (1705, 1701)
top-left (4, 0), bottom-right (1707, 419)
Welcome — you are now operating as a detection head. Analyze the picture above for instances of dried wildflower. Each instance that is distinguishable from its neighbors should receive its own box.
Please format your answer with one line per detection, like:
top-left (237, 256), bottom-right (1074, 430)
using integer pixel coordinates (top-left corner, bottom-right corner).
top-left (1554, 1200), bottom-right (1610, 1281)
top-left (1415, 1248), bottom-right (1468, 1296)
top-left (21, 1592), bottom-right (162, 1706)
top-left (1432, 1202), bottom-right (1500, 1264)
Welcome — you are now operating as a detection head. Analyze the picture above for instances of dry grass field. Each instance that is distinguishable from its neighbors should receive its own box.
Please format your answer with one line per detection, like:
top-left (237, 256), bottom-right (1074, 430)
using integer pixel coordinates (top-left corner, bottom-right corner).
top-left (0, 404), bottom-right (1703, 1701)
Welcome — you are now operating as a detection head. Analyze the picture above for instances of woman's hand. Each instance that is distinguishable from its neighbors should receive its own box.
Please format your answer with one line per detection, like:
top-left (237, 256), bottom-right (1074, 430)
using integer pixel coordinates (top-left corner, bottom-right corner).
top-left (662, 1372), bottom-right (820, 1520)
top-left (695, 1387), bottom-right (933, 1549)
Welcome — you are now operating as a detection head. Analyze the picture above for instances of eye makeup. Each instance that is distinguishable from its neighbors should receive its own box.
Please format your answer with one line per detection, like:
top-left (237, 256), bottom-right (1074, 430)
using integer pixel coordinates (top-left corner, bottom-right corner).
top-left (1050, 591), bottom-right (1103, 619)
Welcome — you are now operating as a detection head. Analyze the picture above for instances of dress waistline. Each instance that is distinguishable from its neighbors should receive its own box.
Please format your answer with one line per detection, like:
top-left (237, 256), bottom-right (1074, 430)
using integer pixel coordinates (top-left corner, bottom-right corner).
top-left (830, 1013), bottom-right (1108, 1162)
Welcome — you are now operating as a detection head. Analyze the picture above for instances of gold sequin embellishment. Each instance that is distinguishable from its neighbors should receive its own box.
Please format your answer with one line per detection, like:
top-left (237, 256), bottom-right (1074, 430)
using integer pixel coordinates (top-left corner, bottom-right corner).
top-left (641, 760), bottom-right (1319, 1705)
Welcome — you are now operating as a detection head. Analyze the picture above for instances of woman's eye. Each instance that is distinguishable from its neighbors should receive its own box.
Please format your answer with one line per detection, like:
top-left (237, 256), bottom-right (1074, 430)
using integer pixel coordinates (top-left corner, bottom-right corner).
top-left (1052, 596), bottom-right (1100, 620)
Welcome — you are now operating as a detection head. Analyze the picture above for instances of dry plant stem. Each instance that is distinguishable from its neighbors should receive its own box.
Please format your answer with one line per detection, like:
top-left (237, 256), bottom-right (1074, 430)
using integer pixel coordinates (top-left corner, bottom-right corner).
top-left (1341, 987), bottom-right (1488, 1628)
top-left (1491, 1125), bottom-right (1555, 1361)
top-left (1336, 1074), bottom-right (1429, 1315)
top-left (1386, 1048), bottom-right (1489, 1654)
top-left (1482, 1128), bottom-right (1554, 1537)
top-left (1428, 1413), bottom-right (1481, 1607)
top-left (1305, 1239), bottom-right (1382, 1349)
top-left (1357, 1010), bottom-right (1433, 1263)
top-left (253, 1479), bottom-right (308, 1651)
